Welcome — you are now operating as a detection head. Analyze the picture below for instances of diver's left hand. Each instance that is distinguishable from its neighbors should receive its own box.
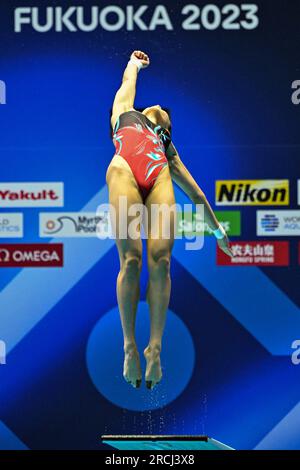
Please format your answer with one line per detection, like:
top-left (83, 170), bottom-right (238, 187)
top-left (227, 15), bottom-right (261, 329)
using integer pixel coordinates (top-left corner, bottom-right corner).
top-left (217, 234), bottom-right (233, 258)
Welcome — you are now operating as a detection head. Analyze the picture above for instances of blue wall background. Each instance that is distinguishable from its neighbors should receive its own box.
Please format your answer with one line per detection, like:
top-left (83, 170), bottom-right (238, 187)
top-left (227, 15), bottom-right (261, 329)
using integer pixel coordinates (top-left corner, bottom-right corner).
top-left (0, 0), bottom-right (300, 450)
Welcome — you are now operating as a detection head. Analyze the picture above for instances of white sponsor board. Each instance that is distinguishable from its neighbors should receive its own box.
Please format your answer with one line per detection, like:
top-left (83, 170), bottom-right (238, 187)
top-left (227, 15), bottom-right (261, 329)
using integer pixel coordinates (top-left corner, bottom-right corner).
top-left (257, 210), bottom-right (300, 236)
top-left (39, 212), bottom-right (112, 237)
top-left (0, 182), bottom-right (64, 208)
top-left (0, 213), bottom-right (23, 238)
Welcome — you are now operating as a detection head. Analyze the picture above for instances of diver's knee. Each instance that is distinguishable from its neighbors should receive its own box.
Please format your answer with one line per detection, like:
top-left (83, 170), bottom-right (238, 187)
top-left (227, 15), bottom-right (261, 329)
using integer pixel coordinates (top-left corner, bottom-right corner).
top-left (121, 252), bottom-right (142, 278)
top-left (149, 251), bottom-right (171, 279)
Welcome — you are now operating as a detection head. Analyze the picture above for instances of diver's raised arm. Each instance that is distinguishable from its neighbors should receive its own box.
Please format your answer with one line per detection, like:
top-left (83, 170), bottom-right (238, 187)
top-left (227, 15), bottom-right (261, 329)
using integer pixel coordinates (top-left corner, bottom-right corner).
top-left (111, 50), bottom-right (150, 129)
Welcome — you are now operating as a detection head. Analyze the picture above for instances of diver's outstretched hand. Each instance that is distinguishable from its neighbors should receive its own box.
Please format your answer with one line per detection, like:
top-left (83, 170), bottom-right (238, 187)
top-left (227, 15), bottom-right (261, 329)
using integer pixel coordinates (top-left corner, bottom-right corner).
top-left (217, 234), bottom-right (233, 258)
top-left (130, 50), bottom-right (150, 69)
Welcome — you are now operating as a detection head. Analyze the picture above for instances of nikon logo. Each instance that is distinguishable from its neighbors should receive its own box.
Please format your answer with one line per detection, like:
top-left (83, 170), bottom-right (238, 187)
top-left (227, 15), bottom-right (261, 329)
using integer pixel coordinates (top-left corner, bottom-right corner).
top-left (216, 180), bottom-right (289, 206)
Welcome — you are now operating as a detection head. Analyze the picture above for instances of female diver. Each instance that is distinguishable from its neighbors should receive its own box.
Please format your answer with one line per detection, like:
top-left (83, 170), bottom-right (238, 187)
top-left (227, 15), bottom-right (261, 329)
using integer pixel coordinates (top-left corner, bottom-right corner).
top-left (107, 50), bottom-right (233, 390)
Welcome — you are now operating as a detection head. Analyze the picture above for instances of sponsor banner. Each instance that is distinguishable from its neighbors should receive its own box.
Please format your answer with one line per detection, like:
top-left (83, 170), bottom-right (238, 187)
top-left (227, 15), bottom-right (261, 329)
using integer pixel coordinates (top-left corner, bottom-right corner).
top-left (0, 213), bottom-right (23, 238)
top-left (0, 182), bottom-right (64, 207)
top-left (39, 212), bottom-right (111, 238)
top-left (0, 244), bottom-right (63, 267)
top-left (257, 210), bottom-right (300, 236)
top-left (216, 180), bottom-right (289, 206)
top-left (298, 180), bottom-right (300, 205)
top-left (217, 241), bottom-right (289, 266)
top-left (177, 211), bottom-right (241, 237)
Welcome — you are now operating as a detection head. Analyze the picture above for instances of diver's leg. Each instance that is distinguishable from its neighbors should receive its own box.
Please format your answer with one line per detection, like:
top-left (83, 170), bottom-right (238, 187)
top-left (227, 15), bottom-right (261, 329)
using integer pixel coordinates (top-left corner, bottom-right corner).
top-left (107, 160), bottom-right (143, 388)
top-left (144, 167), bottom-right (176, 389)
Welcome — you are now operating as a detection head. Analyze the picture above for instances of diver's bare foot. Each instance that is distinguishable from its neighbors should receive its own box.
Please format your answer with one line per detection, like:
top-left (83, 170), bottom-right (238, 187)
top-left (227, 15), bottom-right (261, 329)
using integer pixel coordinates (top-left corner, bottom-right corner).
top-left (144, 344), bottom-right (162, 390)
top-left (123, 343), bottom-right (142, 389)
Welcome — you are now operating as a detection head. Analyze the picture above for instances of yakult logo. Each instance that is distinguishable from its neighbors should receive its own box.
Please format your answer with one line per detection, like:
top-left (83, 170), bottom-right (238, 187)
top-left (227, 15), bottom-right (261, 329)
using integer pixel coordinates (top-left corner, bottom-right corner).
top-left (0, 183), bottom-right (64, 207)
top-left (0, 80), bottom-right (6, 104)
top-left (0, 244), bottom-right (64, 267)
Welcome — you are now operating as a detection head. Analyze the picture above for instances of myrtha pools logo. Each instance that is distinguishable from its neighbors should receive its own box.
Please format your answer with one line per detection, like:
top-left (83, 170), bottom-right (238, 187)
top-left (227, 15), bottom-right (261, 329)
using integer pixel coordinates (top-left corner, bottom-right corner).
top-left (39, 212), bottom-right (111, 237)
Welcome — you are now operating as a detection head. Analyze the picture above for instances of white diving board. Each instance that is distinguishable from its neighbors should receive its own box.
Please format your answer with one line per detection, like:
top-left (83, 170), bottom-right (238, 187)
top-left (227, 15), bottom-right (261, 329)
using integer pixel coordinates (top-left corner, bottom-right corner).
top-left (102, 435), bottom-right (234, 451)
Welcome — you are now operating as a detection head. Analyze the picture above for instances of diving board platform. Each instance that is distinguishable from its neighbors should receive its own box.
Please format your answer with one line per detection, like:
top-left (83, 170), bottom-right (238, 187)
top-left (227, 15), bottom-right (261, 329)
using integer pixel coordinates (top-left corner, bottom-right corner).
top-left (102, 435), bottom-right (234, 450)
